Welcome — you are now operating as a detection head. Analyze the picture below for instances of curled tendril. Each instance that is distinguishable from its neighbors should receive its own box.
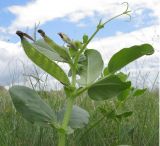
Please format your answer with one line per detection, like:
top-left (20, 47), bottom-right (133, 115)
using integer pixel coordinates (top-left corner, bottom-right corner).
top-left (122, 2), bottom-right (129, 13)
top-left (121, 2), bottom-right (132, 21)
top-left (100, 2), bottom-right (131, 27)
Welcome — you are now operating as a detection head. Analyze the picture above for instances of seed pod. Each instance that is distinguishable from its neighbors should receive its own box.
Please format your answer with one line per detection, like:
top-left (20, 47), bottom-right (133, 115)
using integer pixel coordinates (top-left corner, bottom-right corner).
top-left (58, 32), bottom-right (71, 44)
top-left (38, 29), bottom-right (71, 62)
top-left (16, 31), bottom-right (70, 86)
top-left (58, 32), bottom-right (80, 50)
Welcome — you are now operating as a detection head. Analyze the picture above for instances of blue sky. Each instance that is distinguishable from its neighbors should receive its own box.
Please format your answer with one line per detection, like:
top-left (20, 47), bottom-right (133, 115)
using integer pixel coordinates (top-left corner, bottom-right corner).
top-left (0, 0), bottom-right (28, 30)
top-left (0, 0), bottom-right (157, 42)
top-left (0, 0), bottom-right (159, 88)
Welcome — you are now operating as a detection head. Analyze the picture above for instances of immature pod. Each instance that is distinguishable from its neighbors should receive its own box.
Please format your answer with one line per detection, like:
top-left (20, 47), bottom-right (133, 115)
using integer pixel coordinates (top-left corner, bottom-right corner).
top-left (38, 29), bottom-right (71, 62)
top-left (16, 31), bottom-right (70, 86)
top-left (58, 32), bottom-right (71, 44)
top-left (58, 33), bottom-right (82, 51)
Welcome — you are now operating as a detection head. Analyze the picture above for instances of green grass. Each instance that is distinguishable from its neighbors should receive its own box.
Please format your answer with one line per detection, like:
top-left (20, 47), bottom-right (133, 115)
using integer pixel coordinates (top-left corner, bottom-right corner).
top-left (0, 87), bottom-right (158, 146)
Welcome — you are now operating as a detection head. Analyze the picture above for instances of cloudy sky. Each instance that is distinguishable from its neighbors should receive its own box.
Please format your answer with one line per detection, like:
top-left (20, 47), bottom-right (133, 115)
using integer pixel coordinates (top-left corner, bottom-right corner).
top-left (0, 0), bottom-right (159, 88)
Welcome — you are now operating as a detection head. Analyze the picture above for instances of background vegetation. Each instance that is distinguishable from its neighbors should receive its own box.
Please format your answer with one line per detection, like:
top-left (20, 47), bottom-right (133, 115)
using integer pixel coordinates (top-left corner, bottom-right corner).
top-left (0, 80), bottom-right (158, 146)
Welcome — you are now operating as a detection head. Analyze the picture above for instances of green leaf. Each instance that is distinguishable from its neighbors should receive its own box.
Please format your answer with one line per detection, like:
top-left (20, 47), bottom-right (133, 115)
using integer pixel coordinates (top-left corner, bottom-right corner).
top-left (68, 56), bottom-right (85, 77)
top-left (33, 39), bottom-right (64, 62)
top-left (116, 111), bottom-right (133, 119)
top-left (88, 75), bottom-right (131, 100)
top-left (78, 54), bottom-right (86, 63)
top-left (83, 34), bottom-right (88, 44)
top-left (66, 127), bottom-right (74, 134)
top-left (117, 88), bottom-right (131, 101)
top-left (21, 38), bottom-right (70, 85)
top-left (69, 105), bottom-right (89, 129)
top-left (73, 41), bottom-right (82, 50)
top-left (103, 67), bottom-right (109, 76)
top-left (108, 44), bottom-right (154, 73)
top-left (69, 47), bottom-right (77, 58)
top-left (78, 49), bottom-right (104, 86)
top-left (116, 72), bottom-right (129, 82)
top-left (57, 105), bottom-right (90, 129)
top-left (99, 108), bottom-right (116, 119)
top-left (9, 86), bottom-right (56, 126)
top-left (133, 88), bottom-right (147, 96)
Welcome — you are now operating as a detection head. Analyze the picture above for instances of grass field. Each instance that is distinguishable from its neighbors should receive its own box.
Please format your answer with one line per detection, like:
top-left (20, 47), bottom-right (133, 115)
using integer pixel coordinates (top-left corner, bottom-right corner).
top-left (0, 84), bottom-right (158, 146)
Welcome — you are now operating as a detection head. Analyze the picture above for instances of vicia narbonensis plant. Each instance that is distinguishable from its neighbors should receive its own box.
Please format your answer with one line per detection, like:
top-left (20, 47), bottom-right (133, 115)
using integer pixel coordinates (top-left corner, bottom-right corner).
top-left (9, 3), bottom-right (154, 146)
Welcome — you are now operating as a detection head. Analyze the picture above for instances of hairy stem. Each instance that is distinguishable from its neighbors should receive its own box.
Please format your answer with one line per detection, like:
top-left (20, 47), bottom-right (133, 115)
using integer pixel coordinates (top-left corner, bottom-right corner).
top-left (58, 97), bottom-right (74, 146)
top-left (58, 132), bottom-right (66, 146)
top-left (58, 65), bottom-right (76, 146)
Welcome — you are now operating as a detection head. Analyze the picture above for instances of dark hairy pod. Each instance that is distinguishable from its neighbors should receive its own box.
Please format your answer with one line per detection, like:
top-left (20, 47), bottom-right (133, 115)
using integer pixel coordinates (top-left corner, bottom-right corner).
top-left (16, 30), bottom-right (34, 41)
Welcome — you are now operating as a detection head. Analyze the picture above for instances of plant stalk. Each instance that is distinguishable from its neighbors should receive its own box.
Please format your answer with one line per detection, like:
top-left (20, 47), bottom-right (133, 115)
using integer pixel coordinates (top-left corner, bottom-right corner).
top-left (57, 5), bottom-right (131, 145)
top-left (58, 64), bottom-right (76, 146)
top-left (58, 132), bottom-right (66, 146)
top-left (58, 97), bottom-right (74, 146)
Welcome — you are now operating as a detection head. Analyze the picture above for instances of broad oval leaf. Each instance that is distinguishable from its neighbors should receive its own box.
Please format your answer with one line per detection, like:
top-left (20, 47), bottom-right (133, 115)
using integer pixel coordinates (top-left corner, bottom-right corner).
top-left (133, 88), bottom-right (147, 96)
top-left (69, 47), bottom-right (77, 58)
top-left (78, 49), bottom-right (104, 86)
top-left (9, 86), bottom-right (56, 126)
top-left (57, 105), bottom-right (90, 129)
top-left (69, 105), bottom-right (89, 129)
top-left (117, 88), bottom-right (131, 101)
top-left (108, 44), bottom-right (154, 73)
top-left (116, 72), bottom-right (129, 82)
top-left (33, 39), bottom-right (64, 62)
top-left (21, 38), bottom-right (70, 85)
top-left (88, 75), bottom-right (131, 100)
top-left (116, 111), bottom-right (133, 119)
top-left (103, 67), bottom-right (109, 76)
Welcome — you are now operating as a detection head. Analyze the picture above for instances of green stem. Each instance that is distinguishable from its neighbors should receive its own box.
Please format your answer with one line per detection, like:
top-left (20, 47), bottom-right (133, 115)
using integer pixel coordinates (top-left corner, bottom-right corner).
top-left (72, 66), bottom-right (76, 86)
top-left (58, 64), bottom-right (76, 146)
top-left (58, 97), bottom-right (74, 146)
top-left (58, 132), bottom-right (66, 146)
top-left (62, 98), bottom-right (74, 130)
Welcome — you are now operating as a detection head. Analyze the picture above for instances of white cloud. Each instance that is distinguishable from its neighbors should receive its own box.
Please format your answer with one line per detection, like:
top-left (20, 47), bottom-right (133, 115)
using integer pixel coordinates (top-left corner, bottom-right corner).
top-left (0, 41), bottom-right (21, 58)
top-left (0, 40), bottom-right (37, 86)
top-left (7, 0), bottom-right (120, 31)
top-left (0, 40), bottom-right (24, 85)
top-left (0, 27), bottom-right (6, 33)
top-left (0, 27), bottom-right (11, 41)
top-left (6, 0), bottom-right (160, 32)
